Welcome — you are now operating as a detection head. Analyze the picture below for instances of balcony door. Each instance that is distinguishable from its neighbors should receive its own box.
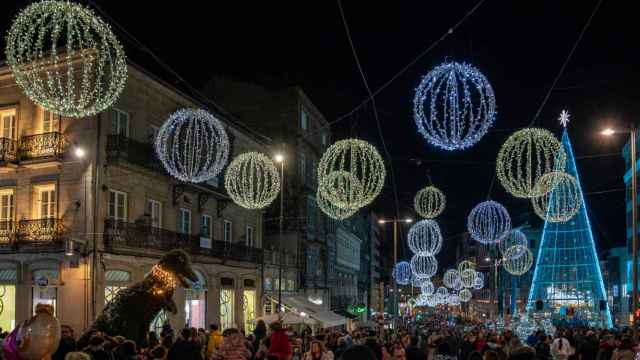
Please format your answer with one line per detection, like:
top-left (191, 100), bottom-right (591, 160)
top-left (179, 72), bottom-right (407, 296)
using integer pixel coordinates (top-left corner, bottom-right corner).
top-left (35, 185), bottom-right (56, 220)
top-left (0, 190), bottom-right (15, 241)
top-left (41, 108), bottom-right (60, 133)
top-left (110, 109), bottom-right (130, 137)
top-left (0, 109), bottom-right (16, 140)
top-left (147, 199), bottom-right (162, 228)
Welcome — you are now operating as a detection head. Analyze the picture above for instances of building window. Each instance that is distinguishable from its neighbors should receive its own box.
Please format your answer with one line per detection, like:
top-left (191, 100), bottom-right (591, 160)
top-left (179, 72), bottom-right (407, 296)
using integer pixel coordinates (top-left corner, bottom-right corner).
top-left (0, 107), bottom-right (17, 140)
top-left (307, 196), bottom-right (316, 239)
top-left (179, 208), bottom-right (192, 234)
top-left (185, 271), bottom-right (206, 329)
top-left (104, 285), bottom-right (126, 304)
top-left (220, 288), bottom-right (235, 331)
top-left (108, 190), bottom-right (127, 221)
top-left (245, 225), bottom-right (254, 247)
top-left (243, 289), bottom-right (256, 334)
top-left (299, 152), bottom-right (306, 182)
top-left (287, 279), bottom-right (295, 291)
top-left (321, 132), bottom-right (328, 147)
top-left (224, 220), bottom-right (232, 243)
top-left (110, 108), bottom-right (130, 136)
top-left (32, 269), bottom-right (58, 316)
top-left (104, 269), bottom-right (131, 305)
top-left (264, 277), bottom-right (272, 291)
top-left (0, 189), bottom-right (15, 233)
top-left (147, 199), bottom-right (162, 228)
top-left (35, 184), bottom-right (56, 219)
top-left (41, 107), bottom-right (60, 133)
top-left (0, 268), bottom-right (17, 331)
top-left (201, 215), bottom-right (212, 239)
top-left (300, 109), bottom-right (308, 131)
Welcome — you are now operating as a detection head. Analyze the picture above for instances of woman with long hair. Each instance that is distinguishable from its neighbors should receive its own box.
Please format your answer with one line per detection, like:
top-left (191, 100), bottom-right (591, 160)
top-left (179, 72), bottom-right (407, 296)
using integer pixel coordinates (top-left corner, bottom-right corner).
top-left (303, 340), bottom-right (331, 360)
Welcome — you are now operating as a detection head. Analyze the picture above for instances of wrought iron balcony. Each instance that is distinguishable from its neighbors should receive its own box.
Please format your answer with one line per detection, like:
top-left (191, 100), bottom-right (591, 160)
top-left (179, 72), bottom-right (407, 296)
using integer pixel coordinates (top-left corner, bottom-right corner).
top-left (19, 132), bottom-right (66, 162)
top-left (107, 135), bottom-right (165, 173)
top-left (0, 138), bottom-right (18, 163)
top-left (104, 220), bottom-right (263, 263)
top-left (0, 218), bottom-right (65, 252)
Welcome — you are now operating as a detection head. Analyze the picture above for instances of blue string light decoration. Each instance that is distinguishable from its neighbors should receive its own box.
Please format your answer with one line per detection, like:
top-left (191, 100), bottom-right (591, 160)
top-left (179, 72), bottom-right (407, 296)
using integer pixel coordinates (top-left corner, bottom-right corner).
top-left (498, 229), bottom-right (528, 259)
top-left (421, 280), bottom-right (435, 295)
top-left (407, 219), bottom-right (442, 255)
top-left (410, 253), bottom-right (438, 279)
top-left (392, 261), bottom-right (412, 286)
top-left (467, 200), bottom-right (511, 244)
top-left (155, 108), bottom-right (230, 183)
top-left (411, 276), bottom-right (429, 288)
top-left (413, 62), bottom-right (497, 151)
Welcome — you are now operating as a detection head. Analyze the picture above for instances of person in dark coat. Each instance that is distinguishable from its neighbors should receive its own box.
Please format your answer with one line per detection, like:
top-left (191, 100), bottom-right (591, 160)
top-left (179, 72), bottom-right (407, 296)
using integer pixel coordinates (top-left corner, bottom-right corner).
top-left (405, 336), bottom-right (428, 360)
top-left (53, 325), bottom-right (77, 360)
top-left (168, 328), bottom-right (203, 360)
top-left (535, 335), bottom-right (551, 360)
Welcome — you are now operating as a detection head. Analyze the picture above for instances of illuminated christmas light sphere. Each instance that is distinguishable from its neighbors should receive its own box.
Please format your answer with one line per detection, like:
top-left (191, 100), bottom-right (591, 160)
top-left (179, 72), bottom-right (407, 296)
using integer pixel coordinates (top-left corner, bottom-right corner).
top-left (410, 253), bottom-right (438, 279)
top-left (498, 229), bottom-right (528, 259)
top-left (459, 289), bottom-right (473, 302)
top-left (460, 269), bottom-right (476, 288)
top-left (155, 109), bottom-right (230, 183)
top-left (411, 277), bottom-right (429, 288)
top-left (421, 280), bottom-right (435, 296)
top-left (496, 128), bottom-right (566, 198)
top-left (393, 261), bottom-right (412, 285)
top-left (413, 62), bottom-right (496, 151)
top-left (531, 171), bottom-right (582, 223)
top-left (407, 219), bottom-right (442, 255)
top-left (452, 278), bottom-right (464, 291)
top-left (425, 294), bottom-right (437, 307)
top-left (473, 276), bottom-right (484, 290)
top-left (318, 139), bottom-right (385, 209)
top-left (458, 260), bottom-right (476, 273)
top-left (467, 200), bottom-right (511, 244)
top-left (443, 269), bottom-right (461, 289)
top-left (502, 245), bottom-right (534, 275)
top-left (225, 152), bottom-right (280, 209)
top-left (316, 188), bottom-right (357, 220)
top-left (435, 286), bottom-right (449, 301)
top-left (414, 186), bottom-right (446, 219)
top-left (5, 1), bottom-right (127, 118)
top-left (448, 294), bottom-right (461, 306)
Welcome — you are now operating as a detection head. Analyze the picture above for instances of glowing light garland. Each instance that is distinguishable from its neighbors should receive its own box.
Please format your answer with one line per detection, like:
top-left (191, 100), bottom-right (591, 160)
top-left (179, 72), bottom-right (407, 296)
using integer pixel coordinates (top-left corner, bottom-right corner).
top-left (316, 188), bottom-right (357, 220)
top-left (498, 229), bottom-right (528, 259)
top-left (502, 245), bottom-right (534, 275)
top-left (459, 289), bottom-right (472, 303)
top-left (496, 128), bottom-right (566, 198)
top-left (393, 261), bottom-right (412, 285)
top-left (5, 1), bottom-right (127, 118)
top-left (473, 276), bottom-right (484, 290)
top-left (149, 265), bottom-right (177, 291)
top-left (414, 186), bottom-right (446, 219)
top-left (531, 171), bottom-right (581, 222)
top-left (421, 280), bottom-right (435, 295)
top-left (407, 219), bottom-right (442, 255)
top-left (435, 286), bottom-right (449, 302)
top-left (413, 62), bottom-right (497, 151)
top-left (410, 253), bottom-right (438, 279)
top-left (460, 269), bottom-right (476, 288)
top-left (155, 108), bottom-right (230, 183)
top-left (448, 294), bottom-right (461, 306)
top-left (452, 278), bottom-right (464, 291)
top-left (425, 294), bottom-right (437, 307)
top-left (458, 260), bottom-right (475, 273)
top-left (443, 269), bottom-right (461, 289)
top-left (225, 152), bottom-right (280, 209)
top-left (318, 139), bottom-right (385, 209)
top-left (467, 200), bottom-right (511, 244)
top-left (411, 277), bottom-right (429, 288)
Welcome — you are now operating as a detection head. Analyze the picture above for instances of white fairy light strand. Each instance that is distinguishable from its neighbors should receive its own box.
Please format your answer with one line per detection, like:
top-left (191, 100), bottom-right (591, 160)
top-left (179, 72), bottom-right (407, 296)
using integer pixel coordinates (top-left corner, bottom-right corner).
top-left (393, 261), bottom-right (412, 286)
top-left (443, 269), bottom-right (461, 289)
top-left (458, 260), bottom-right (476, 273)
top-left (407, 219), bottom-right (443, 255)
top-left (502, 245), bottom-right (534, 276)
top-left (414, 186), bottom-right (446, 219)
top-left (413, 62), bottom-right (496, 151)
top-left (460, 269), bottom-right (476, 288)
top-left (532, 171), bottom-right (582, 223)
top-left (421, 280), bottom-right (435, 295)
top-left (225, 152), bottom-right (280, 209)
top-left (410, 253), bottom-right (438, 279)
top-left (155, 108), bottom-right (230, 183)
top-left (498, 229), bottom-right (528, 259)
top-left (496, 128), bottom-right (566, 198)
top-left (467, 200), bottom-right (511, 244)
top-left (5, 1), bottom-right (127, 118)
top-left (316, 188), bottom-right (357, 220)
top-left (459, 289), bottom-right (473, 302)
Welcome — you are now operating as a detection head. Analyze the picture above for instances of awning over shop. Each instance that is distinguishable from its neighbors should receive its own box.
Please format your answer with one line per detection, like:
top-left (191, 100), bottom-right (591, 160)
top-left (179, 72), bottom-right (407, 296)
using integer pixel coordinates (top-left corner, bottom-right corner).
top-left (254, 313), bottom-right (317, 326)
top-left (267, 295), bottom-right (346, 328)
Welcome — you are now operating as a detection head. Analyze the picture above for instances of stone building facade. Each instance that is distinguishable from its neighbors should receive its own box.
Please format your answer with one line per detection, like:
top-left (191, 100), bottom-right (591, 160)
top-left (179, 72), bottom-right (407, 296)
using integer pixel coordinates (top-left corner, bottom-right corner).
top-left (0, 63), bottom-right (268, 334)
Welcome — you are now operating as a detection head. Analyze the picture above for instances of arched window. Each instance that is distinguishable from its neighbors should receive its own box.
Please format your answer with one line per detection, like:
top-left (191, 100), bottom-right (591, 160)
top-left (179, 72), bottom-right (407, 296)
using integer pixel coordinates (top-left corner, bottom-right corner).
top-left (220, 277), bottom-right (235, 330)
top-left (185, 270), bottom-right (207, 329)
top-left (243, 279), bottom-right (256, 334)
top-left (105, 270), bottom-right (131, 304)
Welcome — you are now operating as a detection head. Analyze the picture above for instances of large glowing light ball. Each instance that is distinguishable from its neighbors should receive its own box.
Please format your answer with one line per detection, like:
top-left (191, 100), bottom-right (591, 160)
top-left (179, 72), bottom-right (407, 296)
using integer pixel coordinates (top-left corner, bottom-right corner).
top-left (425, 294), bottom-right (437, 307)
top-left (225, 152), bottom-right (280, 209)
top-left (452, 278), bottom-right (464, 291)
top-left (407, 219), bottom-right (442, 255)
top-left (316, 188), bottom-right (357, 220)
top-left (532, 171), bottom-right (582, 222)
top-left (503, 245), bottom-right (534, 275)
top-left (413, 62), bottom-right (496, 151)
top-left (410, 253), bottom-right (438, 279)
top-left (473, 276), bottom-right (484, 290)
top-left (393, 261), bottom-right (412, 285)
top-left (443, 269), bottom-right (461, 289)
top-left (467, 200), bottom-right (511, 244)
top-left (435, 286), bottom-right (449, 302)
top-left (411, 276), bottom-right (429, 288)
top-left (421, 280), bottom-right (435, 295)
top-left (318, 139), bottom-right (385, 209)
top-left (496, 128), bottom-right (566, 198)
top-left (414, 186), bottom-right (446, 219)
top-left (459, 289), bottom-right (473, 303)
top-left (498, 229), bottom-right (528, 258)
top-left (460, 269), bottom-right (476, 288)
top-left (458, 260), bottom-right (475, 273)
top-left (5, 1), bottom-right (127, 118)
top-left (155, 108), bottom-right (230, 183)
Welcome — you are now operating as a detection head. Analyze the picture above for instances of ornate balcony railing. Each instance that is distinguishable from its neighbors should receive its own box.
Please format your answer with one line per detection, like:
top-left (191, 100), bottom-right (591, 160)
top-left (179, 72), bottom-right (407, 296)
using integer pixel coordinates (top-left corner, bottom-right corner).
top-left (107, 135), bottom-right (165, 173)
top-left (0, 138), bottom-right (18, 163)
top-left (0, 218), bottom-right (65, 251)
top-left (19, 132), bottom-right (65, 161)
top-left (104, 220), bottom-right (263, 263)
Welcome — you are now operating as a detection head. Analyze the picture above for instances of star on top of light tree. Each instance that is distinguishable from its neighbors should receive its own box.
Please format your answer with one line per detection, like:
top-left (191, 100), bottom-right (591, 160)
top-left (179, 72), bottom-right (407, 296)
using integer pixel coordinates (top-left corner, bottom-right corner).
top-left (559, 110), bottom-right (570, 128)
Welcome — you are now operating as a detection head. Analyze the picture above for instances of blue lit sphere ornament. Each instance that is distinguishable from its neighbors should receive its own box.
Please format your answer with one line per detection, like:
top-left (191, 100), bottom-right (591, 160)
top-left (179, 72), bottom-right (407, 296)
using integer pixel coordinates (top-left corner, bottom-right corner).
top-left (448, 293), bottom-right (461, 306)
top-left (467, 200), bottom-right (511, 244)
top-left (155, 108), bottom-right (230, 183)
top-left (413, 62), bottom-right (496, 151)
top-left (421, 280), bottom-right (435, 295)
top-left (498, 229), bottom-right (528, 259)
top-left (393, 261), bottom-right (412, 285)
top-left (435, 286), bottom-right (449, 302)
top-left (502, 245), bottom-right (534, 275)
top-left (407, 219), bottom-right (442, 255)
top-left (411, 253), bottom-right (438, 279)
top-left (411, 276), bottom-right (429, 288)
top-left (473, 275), bottom-right (484, 290)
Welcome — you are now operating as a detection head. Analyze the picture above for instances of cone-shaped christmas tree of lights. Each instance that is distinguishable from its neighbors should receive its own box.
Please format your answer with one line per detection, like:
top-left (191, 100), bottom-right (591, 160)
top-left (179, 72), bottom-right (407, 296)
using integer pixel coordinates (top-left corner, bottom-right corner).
top-left (526, 117), bottom-right (612, 328)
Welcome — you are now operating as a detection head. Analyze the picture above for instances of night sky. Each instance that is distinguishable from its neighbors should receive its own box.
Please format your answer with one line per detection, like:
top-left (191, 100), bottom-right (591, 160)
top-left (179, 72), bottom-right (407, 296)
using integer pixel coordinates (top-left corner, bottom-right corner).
top-left (2, 1), bottom-right (638, 267)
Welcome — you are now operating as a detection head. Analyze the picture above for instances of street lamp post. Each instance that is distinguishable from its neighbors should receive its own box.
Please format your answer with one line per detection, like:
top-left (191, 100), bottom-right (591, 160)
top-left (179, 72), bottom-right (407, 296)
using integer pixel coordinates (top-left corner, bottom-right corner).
top-left (378, 217), bottom-right (413, 326)
top-left (274, 153), bottom-right (285, 314)
top-left (602, 125), bottom-right (637, 339)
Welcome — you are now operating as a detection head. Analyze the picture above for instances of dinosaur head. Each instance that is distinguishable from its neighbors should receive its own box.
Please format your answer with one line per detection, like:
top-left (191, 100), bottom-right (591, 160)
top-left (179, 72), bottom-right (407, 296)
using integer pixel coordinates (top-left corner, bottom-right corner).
top-left (157, 249), bottom-right (198, 287)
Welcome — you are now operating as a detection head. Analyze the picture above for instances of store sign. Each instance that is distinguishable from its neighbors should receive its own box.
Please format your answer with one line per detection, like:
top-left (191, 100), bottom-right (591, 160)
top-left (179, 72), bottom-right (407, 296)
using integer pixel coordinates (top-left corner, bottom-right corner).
top-left (200, 237), bottom-right (212, 249)
top-left (35, 276), bottom-right (49, 287)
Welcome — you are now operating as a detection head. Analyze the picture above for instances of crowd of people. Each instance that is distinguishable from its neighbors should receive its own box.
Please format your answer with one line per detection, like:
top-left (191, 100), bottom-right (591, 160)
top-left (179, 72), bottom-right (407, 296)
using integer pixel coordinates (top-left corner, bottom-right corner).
top-left (3, 317), bottom-right (640, 360)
